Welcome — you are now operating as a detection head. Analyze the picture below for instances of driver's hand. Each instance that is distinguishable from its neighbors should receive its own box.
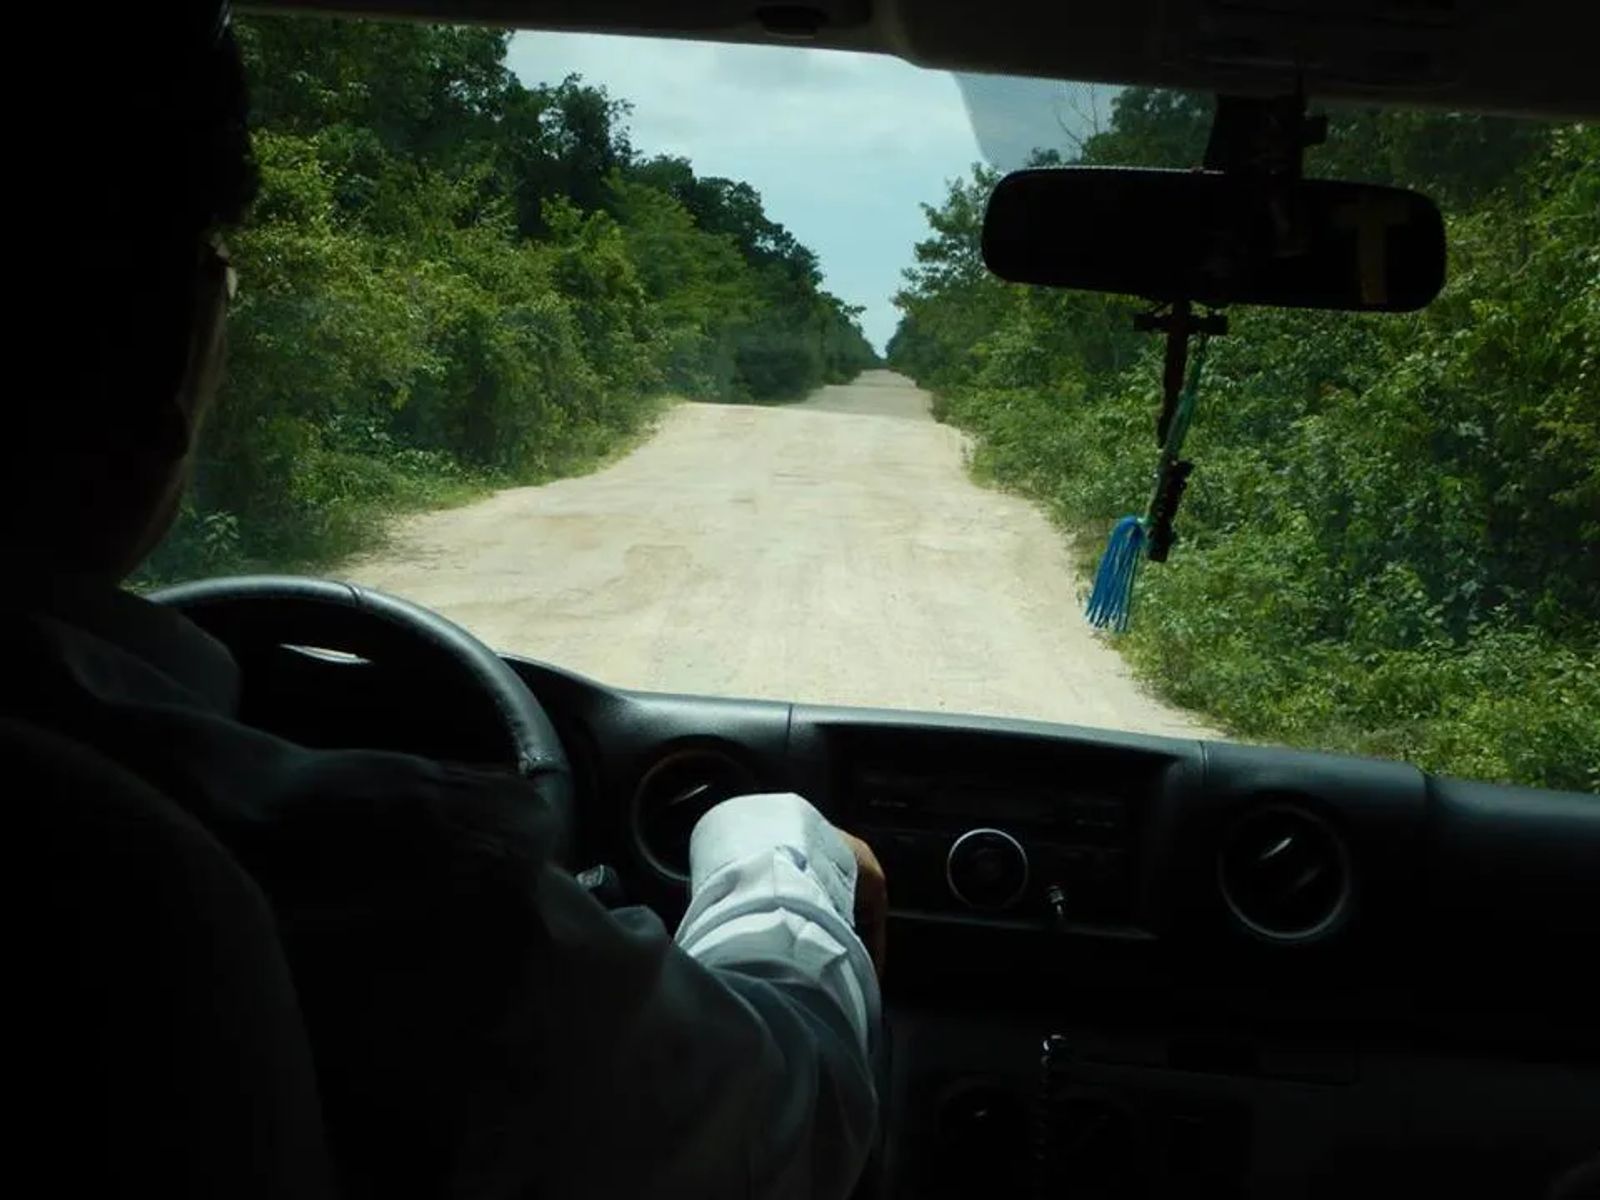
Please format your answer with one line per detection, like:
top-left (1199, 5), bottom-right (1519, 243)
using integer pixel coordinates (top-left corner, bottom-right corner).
top-left (835, 828), bottom-right (887, 980)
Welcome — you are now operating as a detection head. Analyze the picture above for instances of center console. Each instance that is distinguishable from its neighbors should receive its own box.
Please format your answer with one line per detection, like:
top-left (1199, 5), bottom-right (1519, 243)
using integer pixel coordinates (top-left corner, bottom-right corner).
top-left (815, 721), bottom-right (1178, 934)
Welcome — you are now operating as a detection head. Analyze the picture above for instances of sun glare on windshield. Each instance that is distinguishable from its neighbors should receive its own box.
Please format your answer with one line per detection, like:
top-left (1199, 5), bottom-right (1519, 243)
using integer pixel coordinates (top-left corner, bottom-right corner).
top-left (151, 15), bottom-right (1599, 793)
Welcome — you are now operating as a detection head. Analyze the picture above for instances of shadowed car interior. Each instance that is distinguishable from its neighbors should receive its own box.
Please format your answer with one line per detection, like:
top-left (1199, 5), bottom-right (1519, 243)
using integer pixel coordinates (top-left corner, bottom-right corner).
top-left (161, 569), bottom-right (1599, 1196)
top-left (30, 1), bottom-right (1599, 1197)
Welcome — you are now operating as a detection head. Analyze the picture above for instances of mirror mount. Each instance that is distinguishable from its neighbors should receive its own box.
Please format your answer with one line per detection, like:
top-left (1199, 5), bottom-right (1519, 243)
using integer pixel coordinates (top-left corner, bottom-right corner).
top-left (1203, 91), bottom-right (1330, 275)
top-left (1203, 91), bottom-right (1327, 180)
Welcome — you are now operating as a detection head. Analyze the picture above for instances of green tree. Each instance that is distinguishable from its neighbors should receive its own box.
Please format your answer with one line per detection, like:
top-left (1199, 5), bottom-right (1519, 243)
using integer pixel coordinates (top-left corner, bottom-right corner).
top-left (889, 99), bottom-right (1599, 791)
top-left (147, 13), bottom-right (875, 580)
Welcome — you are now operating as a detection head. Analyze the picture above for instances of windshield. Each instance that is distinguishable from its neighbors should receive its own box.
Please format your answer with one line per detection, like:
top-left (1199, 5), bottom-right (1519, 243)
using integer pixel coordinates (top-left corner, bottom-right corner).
top-left (149, 15), bottom-right (1599, 793)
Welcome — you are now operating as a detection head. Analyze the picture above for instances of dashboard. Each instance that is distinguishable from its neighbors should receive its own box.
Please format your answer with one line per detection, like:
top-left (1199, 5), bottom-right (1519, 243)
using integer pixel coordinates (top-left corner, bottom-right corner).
top-left (251, 642), bottom-right (1600, 1198)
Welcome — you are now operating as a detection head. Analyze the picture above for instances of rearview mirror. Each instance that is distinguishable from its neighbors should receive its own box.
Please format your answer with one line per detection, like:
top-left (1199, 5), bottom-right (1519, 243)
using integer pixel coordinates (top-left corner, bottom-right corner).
top-left (982, 167), bottom-right (1445, 312)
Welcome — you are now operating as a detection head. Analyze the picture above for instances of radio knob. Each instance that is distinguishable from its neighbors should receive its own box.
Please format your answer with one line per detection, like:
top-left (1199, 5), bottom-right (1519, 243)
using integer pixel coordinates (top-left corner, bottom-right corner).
top-left (947, 828), bottom-right (1029, 911)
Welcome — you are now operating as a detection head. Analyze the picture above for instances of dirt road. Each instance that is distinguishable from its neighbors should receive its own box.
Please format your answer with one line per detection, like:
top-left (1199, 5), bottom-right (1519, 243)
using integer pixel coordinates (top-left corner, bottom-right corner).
top-left (345, 370), bottom-right (1211, 736)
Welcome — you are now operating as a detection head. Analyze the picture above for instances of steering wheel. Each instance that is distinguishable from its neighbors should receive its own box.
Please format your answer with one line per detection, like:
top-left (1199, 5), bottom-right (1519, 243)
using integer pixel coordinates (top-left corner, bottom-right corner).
top-left (149, 575), bottom-right (574, 843)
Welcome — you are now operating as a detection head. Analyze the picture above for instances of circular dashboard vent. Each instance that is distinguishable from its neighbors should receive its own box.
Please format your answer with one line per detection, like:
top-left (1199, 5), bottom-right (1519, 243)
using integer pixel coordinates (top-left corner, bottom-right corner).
top-left (632, 748), bottom-right (760, 879)
top-left (1218, 803), bottom-right (1351, 942)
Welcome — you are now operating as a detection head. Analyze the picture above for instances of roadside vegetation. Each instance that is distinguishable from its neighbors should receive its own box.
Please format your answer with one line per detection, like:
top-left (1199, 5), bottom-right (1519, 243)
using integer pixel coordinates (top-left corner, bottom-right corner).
top-left (889, 93), bottom-right (1598, 790)
top-left (145, 17), bottom-right (876, 582)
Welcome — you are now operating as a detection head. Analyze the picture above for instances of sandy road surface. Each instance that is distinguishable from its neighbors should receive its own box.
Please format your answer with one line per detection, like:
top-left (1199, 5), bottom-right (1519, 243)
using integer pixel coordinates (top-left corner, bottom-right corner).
top-left (345, 370), bottom-right (1211, 736)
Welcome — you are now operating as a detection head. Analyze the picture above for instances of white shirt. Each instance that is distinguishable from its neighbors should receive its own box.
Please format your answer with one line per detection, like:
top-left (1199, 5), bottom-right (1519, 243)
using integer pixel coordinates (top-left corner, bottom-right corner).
top-left (677, 793), bottom-right (882, 1056)
top-left (525, 791), bottom-right (883, 1199)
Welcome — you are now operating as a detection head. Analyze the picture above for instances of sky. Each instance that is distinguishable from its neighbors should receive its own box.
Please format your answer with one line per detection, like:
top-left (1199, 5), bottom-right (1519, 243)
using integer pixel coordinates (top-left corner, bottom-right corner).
top-left (506, 33), bottom-right (1099, 352)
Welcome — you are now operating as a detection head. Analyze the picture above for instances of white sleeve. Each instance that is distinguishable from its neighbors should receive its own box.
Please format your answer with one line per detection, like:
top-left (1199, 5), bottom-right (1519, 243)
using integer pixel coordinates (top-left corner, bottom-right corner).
top-left (515, 791), bottom-right (881, 1200)
top-left (675, 793), bottom-right (882, 1054)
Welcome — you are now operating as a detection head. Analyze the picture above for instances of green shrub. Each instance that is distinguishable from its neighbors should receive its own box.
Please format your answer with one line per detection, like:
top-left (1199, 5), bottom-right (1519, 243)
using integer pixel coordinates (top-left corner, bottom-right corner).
top-left (892, 108), bottom-right (1599, 791)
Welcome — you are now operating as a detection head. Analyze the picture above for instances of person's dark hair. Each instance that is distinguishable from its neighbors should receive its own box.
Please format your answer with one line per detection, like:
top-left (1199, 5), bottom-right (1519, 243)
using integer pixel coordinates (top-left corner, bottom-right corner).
top-left (6, 1), bottom-right (260, 572)
top-left (40, 2), bottom-right (258, 421)
top-left (147, 6), bottom-right (260, 237)
top-left (79, 2), bottom-right (259, 237)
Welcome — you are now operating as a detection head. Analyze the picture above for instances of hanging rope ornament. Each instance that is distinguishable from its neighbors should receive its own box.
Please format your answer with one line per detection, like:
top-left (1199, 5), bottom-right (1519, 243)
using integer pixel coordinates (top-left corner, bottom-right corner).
top-left (1086, 300), bottom-right (1226, 632)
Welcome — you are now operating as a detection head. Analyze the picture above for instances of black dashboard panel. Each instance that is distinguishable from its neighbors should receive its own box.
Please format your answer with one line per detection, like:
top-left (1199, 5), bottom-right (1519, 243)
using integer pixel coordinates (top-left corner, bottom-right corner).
top-left (269, 650), bottom-right (1597, 1198)
top-left (495, 658), bottom-right (1600, 1019)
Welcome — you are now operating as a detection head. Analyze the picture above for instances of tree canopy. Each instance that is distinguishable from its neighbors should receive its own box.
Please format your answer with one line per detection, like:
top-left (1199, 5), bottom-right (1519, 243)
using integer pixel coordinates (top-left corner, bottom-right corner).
top-left (150, 16), bottom-right (876, 579)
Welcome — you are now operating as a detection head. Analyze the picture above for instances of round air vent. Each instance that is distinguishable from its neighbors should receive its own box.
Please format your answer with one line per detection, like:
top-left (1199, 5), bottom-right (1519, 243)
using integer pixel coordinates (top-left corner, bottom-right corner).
top-left (1218, 803), bottom-right (1351, 942)
top-left (632, 747), bottom-right (760, 879)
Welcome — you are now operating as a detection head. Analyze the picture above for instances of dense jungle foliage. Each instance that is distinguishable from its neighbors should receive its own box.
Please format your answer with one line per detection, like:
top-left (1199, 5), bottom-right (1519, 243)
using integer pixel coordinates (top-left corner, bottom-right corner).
top-left (889, 93), bottom-right (1598, 790)
top-left (146, 16), bottom-right (876, 580)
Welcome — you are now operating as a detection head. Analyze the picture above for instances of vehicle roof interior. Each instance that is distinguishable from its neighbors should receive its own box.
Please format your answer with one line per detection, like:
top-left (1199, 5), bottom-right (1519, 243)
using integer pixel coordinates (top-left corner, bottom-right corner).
top-left (249, 0), bottom-right (1600, 119)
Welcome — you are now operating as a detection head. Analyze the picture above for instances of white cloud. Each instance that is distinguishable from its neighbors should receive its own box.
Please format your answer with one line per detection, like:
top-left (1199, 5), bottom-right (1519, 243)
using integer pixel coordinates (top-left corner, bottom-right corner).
top-left (506, 32), bottom-right (988, 352)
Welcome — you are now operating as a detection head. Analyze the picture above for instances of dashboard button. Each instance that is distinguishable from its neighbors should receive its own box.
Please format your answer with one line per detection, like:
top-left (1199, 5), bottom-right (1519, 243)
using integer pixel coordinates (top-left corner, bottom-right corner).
top-left (947, 827), bottom-right (1029, 910)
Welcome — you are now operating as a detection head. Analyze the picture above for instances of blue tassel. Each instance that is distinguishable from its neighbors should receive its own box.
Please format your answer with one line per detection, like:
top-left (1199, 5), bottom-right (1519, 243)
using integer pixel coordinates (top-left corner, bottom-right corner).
top-left (1086, 515), bottom-right (1146, 632)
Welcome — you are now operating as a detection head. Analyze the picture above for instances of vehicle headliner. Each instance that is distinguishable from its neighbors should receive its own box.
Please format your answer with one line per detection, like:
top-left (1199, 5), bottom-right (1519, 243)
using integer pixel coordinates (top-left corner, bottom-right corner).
top-left (243, 0), bottom-right (1599, 120)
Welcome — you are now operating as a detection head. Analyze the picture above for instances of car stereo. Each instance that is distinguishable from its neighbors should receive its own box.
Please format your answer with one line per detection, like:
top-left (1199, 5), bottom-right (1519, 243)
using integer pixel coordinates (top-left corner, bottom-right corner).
top-left (825, 725), bottom-right (1172, 928)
